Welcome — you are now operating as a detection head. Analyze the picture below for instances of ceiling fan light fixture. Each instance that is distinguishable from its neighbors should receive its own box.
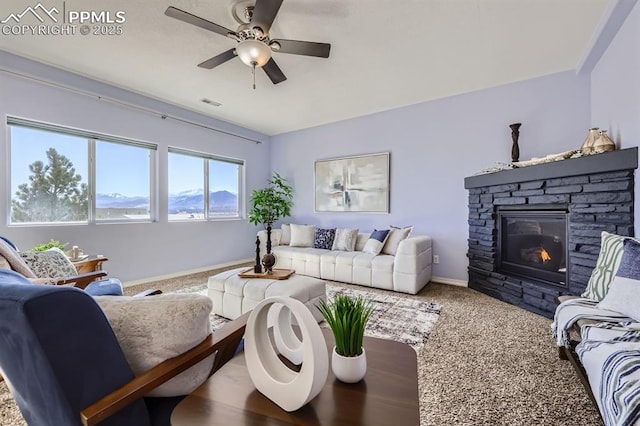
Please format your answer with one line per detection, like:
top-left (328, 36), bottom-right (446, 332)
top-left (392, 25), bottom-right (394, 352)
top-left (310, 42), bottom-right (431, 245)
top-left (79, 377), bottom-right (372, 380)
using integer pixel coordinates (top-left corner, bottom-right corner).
top-left (236, 39), bottom-right (272, 67)
top-left (268, 40), bottom-right (281, 51)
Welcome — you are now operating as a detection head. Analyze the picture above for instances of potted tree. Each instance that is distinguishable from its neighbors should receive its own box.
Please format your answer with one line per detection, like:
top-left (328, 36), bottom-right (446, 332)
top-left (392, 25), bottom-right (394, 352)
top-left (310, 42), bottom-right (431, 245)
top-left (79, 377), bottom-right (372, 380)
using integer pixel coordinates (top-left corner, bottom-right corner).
top-left (317, 294), bottom-right (374, 383)
top-left (248, 172), bottom-right (293, 273)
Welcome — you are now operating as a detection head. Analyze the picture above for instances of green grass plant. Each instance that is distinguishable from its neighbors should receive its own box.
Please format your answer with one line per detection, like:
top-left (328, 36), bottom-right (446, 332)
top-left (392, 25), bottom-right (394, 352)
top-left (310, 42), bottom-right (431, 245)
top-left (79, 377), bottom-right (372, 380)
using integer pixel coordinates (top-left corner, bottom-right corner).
top-left (317, 294), bottom-right (374, 357)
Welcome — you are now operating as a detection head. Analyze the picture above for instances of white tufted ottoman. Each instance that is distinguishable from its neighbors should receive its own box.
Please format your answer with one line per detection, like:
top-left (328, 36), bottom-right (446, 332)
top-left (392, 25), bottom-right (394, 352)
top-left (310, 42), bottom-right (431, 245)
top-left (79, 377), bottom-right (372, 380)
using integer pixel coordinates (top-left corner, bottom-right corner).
top-left (208, 267), bottom-right (326, 322)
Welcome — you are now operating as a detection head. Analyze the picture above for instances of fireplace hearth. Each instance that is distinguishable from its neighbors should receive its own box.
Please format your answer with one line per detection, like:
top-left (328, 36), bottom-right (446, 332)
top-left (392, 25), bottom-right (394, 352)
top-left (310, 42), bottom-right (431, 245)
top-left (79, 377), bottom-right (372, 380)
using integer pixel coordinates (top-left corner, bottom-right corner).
top-left (465, 148), bottom-right (637, 318)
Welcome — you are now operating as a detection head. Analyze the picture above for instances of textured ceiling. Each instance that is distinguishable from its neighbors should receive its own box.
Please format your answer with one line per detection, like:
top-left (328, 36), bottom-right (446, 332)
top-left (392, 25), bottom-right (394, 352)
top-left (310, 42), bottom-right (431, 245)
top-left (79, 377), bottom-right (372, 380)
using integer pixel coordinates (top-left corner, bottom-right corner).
top-left (0, 0), bottom-right (609, 135)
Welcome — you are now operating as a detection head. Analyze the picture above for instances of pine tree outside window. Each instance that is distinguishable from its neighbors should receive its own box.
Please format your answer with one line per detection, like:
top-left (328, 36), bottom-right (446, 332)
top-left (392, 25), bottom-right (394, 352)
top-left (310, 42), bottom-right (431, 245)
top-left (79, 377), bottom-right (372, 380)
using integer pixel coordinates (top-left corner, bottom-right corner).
top-left (8, 118), bottom-right (156, 225)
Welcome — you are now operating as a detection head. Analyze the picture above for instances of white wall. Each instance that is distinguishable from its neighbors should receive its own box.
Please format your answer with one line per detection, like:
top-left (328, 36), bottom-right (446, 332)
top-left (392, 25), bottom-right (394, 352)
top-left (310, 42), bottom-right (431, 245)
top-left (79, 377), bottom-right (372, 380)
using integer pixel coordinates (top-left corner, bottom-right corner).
top-left (270, 71), bottom-right (591, 284)
top-left (0, 54), bottom-right (271, 282)
top-left (590, 0), bottom-right (640, 232)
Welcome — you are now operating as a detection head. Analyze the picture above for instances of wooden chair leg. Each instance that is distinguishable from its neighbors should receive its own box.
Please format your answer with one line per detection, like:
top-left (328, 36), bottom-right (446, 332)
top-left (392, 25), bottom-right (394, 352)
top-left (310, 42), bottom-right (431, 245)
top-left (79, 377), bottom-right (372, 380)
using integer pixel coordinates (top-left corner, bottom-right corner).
top-left (558, 346), bottom-right (568, 360)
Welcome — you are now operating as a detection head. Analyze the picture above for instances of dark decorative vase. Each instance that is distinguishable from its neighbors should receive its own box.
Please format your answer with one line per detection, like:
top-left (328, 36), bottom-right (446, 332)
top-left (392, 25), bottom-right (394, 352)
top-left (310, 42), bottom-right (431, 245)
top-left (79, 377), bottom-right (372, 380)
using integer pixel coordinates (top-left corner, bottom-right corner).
top-left (510, 122), bottom-right (522, 162)
top-left (262, 253), bottom-right (276, 274)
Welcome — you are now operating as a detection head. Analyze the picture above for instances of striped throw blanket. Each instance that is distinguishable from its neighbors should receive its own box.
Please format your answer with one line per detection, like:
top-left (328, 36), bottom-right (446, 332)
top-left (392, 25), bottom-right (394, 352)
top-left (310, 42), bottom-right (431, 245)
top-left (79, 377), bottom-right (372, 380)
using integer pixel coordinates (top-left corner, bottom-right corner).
top-left (551, 297), bottom-right (632, 347)
top-left (552, 297), bottom-right (640, 425)
top-left (577, 323), bottom-right (640, 426)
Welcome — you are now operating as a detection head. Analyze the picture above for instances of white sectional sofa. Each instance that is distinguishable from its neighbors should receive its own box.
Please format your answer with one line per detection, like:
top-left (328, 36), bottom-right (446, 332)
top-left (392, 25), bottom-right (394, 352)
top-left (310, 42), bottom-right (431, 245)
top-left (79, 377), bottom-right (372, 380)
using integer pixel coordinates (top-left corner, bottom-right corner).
top-left (258, 229), bottom-right (432, 294)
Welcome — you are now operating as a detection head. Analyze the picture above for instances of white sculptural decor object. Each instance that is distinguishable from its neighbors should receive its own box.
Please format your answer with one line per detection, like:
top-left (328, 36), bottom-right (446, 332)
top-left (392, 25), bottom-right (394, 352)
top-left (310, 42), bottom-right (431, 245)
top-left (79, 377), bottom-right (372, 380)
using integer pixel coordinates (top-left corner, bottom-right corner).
top-left (244, 296), bottom-right (329, 412)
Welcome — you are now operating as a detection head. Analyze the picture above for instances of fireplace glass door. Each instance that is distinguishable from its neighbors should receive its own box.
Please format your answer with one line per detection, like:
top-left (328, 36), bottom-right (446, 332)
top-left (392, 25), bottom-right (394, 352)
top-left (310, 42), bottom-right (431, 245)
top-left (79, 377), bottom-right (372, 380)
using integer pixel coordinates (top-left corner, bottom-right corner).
top-left (498, 208), bottom-right (568, 287)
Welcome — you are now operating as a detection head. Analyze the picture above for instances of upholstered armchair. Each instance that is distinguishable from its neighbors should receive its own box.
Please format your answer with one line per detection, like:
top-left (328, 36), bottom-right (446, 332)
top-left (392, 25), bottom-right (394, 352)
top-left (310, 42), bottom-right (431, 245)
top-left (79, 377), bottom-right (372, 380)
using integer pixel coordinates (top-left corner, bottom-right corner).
top-left (0, 269), bottom-right (247, 426)
top-left (0, 237), bottom-right (106, 289)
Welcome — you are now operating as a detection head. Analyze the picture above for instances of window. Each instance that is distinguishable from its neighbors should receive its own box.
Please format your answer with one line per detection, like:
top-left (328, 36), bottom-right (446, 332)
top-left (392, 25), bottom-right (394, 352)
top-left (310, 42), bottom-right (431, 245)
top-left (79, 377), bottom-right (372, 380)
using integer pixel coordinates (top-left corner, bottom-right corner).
top-left (168, 148), bottom-right (243, 221)
top-left (8, 118), bottom-right (156, 225)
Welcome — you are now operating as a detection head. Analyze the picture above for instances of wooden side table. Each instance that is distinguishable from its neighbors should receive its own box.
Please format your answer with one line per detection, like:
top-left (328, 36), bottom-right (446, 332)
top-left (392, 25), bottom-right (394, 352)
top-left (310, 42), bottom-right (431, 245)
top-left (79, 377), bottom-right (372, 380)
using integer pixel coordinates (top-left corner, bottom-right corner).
top-left (71, 255), bottom-right (108, 274)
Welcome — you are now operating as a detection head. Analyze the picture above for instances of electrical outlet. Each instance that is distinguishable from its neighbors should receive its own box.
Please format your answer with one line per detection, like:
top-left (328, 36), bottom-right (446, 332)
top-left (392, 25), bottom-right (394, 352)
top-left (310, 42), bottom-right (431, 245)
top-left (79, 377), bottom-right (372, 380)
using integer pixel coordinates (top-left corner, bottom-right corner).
top-left (433, 255), bottom-right (440, 264)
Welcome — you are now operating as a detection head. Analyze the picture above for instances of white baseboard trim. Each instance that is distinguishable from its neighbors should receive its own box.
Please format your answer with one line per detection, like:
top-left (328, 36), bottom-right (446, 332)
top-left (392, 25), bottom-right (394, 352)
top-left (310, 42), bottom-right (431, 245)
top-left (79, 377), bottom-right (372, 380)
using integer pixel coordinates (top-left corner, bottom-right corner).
top-left (123, 258), bottom-right (252, 287)
top-left (431, 276), bottom-right (468, 287)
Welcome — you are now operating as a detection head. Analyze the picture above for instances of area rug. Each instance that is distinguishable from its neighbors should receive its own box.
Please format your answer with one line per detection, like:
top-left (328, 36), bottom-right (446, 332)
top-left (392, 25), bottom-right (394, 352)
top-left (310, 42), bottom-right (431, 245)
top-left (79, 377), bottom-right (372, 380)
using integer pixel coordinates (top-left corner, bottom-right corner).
top-left (176, 282), bottom-right (442, 351)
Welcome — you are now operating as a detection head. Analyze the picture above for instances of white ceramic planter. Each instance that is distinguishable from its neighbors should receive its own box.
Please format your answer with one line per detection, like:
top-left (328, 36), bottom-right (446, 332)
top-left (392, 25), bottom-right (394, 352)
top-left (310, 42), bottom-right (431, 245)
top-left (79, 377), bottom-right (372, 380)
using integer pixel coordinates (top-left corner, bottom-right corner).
top-left (331, 346), bottom-right (367, 383)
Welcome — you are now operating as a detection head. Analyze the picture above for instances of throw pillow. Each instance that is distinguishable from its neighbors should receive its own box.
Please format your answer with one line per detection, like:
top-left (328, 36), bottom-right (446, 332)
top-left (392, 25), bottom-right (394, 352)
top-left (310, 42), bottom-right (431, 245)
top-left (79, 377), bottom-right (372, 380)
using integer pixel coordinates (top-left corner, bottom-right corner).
top-left (281, 224), bottom-right (291, 246)
top-left (363, 229), bottom-right (391, 255)
top-left (382, 225), bottom-right (413, 255)
top-left (332, 228), bottom-right (359, 251)
top-left (19, 248), bottom-right (78, 278)
top-left (289, 224), bottom-right (316, 247)
top-left (582, 232), bottom-right (640, 301)
top-left (597, 238), bottom-right (640, 321)
top-left (314, 228), bottom-right (336, 250)
top-left (94, 293), bottom-right (214, 397)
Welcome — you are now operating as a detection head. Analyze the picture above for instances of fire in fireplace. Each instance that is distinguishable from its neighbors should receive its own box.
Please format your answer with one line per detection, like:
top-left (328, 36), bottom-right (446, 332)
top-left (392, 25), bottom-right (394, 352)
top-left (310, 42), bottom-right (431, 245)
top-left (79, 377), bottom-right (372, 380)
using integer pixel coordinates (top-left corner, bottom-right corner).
top-left (497, 206), bottom-right (568, 288)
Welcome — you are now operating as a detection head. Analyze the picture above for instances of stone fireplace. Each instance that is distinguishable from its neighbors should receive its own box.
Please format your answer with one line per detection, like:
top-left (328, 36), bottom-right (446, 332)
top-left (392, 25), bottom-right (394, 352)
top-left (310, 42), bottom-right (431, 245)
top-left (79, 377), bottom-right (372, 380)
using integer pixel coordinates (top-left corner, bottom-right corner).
top-left (464, 147), bottom-right (638, 318)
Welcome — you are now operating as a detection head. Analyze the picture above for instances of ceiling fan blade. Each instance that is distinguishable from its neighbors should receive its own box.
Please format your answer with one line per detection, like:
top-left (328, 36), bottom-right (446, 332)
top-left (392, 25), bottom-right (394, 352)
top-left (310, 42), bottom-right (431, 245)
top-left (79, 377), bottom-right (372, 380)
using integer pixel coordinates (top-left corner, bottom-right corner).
top-left (271, 39), bottom-right (331, 58)
top-left (198, 49), bottom-right (237, 69)
top-left (251, 0), bottom-right (283, 34)
top-left (262, 58), bottom-right (287, 84)
top-left (165, 6), bottom-right (233, 37)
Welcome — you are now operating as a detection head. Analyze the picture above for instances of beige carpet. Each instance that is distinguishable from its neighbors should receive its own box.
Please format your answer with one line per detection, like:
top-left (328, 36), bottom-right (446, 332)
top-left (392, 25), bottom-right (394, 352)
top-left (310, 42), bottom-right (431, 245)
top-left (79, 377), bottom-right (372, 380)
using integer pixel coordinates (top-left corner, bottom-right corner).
top-left (0, 269), bottom-right (601, 425)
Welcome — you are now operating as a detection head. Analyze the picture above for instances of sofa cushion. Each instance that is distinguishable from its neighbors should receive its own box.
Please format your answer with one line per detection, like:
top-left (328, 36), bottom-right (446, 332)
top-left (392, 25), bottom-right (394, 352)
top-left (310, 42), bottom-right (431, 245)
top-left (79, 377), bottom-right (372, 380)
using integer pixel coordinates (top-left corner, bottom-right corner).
top-left (598, 238), bottom-right (640, 321)
top-left (281, 224), bottom-right (291, 245)
top-left (313, 228), bottom-right (336, 250)
top-left (363, 229), bottom-right (390, 255)
top-left (94, 293), bottom-right (214, 397)
top-left (332, 228), bottom-right (359, 251)
top-left (382, 225), bottom-right (413, 255)
top-left (583, 232), bottom-right (639, 301)
top-left (290, 224), bottom-right (316, 247)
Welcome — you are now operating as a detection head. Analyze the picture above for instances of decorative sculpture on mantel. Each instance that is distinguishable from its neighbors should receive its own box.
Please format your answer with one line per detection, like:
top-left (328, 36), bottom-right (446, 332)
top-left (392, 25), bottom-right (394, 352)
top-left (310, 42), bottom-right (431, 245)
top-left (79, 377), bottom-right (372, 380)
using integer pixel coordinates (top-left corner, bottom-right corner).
top-left (510, 123), bottom-right (522, 162)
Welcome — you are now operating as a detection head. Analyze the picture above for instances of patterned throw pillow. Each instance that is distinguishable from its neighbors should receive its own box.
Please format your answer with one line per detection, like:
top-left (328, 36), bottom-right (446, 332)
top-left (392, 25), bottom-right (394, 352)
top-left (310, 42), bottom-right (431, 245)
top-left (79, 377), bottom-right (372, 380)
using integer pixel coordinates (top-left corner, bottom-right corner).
top-left (583, 232), bottom-right (640, 301)
top-left (313, 228), bottom-right (336, 250)
top-left (597, 238), bottom-right (640, 321)
top-left (289, 224), bottom-right (316, 247)
top-left (332, 228), bottom-right (359, 251)
top-left (363, 229), bottom-right (391, 255)
top-left (382, 225), bottom-right (413, 255)
top-left (19, 248), bottom-right (77, 278)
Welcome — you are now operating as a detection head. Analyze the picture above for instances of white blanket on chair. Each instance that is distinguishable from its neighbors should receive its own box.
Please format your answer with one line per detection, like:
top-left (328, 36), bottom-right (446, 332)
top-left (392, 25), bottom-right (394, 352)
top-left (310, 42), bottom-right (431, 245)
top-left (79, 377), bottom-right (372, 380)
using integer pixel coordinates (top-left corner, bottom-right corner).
top-left (576, 323), bottom-right (640, 426)
top-left (551, 297), bottom-right (632, 347)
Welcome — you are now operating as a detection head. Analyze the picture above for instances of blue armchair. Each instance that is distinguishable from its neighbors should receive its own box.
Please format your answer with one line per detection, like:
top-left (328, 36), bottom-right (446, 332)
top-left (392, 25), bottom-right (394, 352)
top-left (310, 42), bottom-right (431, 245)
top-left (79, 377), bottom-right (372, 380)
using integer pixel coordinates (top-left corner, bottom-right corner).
top-left (0, 269), bottom-right (247, 426)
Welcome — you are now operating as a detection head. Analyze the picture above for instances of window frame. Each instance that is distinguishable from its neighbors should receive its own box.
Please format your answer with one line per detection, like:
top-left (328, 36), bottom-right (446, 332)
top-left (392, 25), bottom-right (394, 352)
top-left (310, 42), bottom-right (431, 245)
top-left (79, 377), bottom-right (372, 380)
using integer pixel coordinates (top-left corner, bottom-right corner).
top-left (168, 147), bottom-right (244, 222)
top-left (7, 117), bottom-right (157, 226)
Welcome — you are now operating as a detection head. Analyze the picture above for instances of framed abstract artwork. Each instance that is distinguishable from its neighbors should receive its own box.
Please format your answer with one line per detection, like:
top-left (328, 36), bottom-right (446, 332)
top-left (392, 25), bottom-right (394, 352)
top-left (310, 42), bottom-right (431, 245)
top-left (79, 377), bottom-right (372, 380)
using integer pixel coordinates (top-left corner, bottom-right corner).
top-left (315, 152), bottom-right (390, 213)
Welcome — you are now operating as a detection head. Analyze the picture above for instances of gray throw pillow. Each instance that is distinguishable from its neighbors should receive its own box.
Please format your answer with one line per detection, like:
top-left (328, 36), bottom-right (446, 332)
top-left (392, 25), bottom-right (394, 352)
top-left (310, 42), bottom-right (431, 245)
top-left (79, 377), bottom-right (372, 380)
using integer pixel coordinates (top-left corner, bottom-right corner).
top-left (332, 228), bottom-right (359, 251)
top-left (363, 229), bottom-right (391, 255)
top-left (382, 225), bottom-right (413, 255)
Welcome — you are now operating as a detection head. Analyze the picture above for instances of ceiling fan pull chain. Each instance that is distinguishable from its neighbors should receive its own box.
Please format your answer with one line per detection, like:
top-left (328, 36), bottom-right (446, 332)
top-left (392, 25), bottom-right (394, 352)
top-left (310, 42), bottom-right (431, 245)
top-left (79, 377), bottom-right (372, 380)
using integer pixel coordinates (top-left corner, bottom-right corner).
top-left (252, 63), bottom-right (256, 90)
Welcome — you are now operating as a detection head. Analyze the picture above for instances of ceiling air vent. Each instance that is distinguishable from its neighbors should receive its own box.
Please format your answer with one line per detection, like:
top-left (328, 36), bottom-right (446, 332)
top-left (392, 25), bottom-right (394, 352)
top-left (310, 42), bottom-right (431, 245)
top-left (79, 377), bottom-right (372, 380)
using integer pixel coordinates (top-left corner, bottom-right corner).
top-left (201, 98), bottom-right (221, 107)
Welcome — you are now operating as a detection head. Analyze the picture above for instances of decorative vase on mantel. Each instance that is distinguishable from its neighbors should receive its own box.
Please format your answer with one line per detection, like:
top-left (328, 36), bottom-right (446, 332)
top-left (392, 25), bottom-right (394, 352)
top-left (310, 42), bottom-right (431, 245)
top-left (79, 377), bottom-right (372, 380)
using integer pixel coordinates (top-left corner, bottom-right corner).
top-left (581, 127), bottom-right (600, 154)
top-left (593, 130), bottom-right (616, 153)
top-left (510, 123), bottom-right (522, 162)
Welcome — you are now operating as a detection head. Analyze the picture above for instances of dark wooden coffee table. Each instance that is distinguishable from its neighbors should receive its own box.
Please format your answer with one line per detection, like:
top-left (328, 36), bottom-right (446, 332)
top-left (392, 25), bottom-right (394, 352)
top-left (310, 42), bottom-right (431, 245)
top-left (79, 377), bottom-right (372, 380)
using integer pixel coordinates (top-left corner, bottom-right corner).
top-left (171, 328), bottom-right (420, 425)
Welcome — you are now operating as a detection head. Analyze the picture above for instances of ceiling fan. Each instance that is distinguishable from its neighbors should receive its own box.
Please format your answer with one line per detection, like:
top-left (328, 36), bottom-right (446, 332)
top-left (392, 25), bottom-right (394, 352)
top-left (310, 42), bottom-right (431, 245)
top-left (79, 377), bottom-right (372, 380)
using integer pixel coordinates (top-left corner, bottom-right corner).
top-left (165, 0), bottom-right (331, 88)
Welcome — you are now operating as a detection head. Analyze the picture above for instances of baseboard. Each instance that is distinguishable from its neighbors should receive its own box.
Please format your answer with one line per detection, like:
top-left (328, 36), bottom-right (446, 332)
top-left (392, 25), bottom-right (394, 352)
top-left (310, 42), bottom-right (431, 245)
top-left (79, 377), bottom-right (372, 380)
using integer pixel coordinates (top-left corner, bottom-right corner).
top-left (123, 258), bottom-right (253, 287)
top-left (431, 276), bottom-right (468, 287)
